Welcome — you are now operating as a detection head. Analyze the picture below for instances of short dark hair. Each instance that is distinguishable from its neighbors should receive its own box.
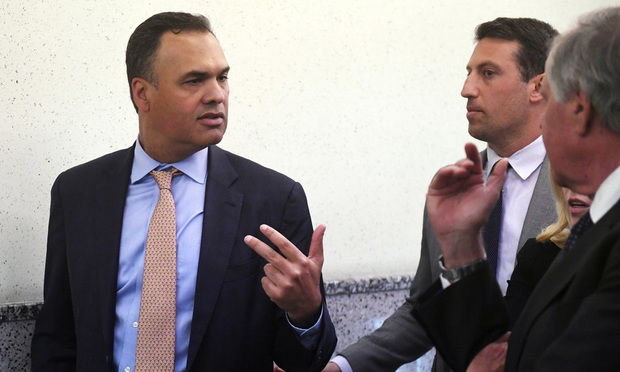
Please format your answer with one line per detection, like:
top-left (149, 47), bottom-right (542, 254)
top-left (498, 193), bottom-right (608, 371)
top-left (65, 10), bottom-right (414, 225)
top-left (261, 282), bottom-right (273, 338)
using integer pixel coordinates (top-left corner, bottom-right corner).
top-left (475, 17), bottom-right (558, 82)
top-left (125, 12), bottom-right (214, 112)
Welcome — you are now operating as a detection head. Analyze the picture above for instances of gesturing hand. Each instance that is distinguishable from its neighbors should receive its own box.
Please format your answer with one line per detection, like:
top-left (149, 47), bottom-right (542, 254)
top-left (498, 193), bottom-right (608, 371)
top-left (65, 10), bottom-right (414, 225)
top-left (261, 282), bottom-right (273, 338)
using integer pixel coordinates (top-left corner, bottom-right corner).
top-left (427, 143), bottom-right (508, 267)
top-left (244, 224), bottom-right (325, 328)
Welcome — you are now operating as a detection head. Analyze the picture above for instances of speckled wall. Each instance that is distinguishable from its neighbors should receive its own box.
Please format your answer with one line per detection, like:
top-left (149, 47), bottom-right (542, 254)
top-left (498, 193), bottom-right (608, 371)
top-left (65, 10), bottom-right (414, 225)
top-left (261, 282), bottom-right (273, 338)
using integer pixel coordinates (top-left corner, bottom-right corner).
top-left (1, 0), bottom-right (615, 305)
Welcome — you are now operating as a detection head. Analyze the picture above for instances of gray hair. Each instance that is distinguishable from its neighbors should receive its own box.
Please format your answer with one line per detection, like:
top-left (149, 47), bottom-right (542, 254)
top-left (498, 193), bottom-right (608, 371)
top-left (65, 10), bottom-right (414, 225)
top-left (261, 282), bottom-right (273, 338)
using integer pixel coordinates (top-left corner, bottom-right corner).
top-left (547, 7), bottom-right (620, 132)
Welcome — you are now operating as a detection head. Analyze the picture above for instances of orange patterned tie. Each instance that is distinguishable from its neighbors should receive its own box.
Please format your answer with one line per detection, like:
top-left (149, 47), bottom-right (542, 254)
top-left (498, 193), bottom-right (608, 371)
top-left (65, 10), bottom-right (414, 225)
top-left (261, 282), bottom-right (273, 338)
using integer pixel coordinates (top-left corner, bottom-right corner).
top-left (135, 168), bottom-right (181, 371)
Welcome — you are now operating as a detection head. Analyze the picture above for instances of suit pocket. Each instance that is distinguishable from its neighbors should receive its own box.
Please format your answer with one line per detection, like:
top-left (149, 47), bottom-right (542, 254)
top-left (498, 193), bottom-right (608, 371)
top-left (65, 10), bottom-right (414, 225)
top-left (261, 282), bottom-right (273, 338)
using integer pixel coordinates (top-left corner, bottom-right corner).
top-left (223, 256), bottom-right (263, 283)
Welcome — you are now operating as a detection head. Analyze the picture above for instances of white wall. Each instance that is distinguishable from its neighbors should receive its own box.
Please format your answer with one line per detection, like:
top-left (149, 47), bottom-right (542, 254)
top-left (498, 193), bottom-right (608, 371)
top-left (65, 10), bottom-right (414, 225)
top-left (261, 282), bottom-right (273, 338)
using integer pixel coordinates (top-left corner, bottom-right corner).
top-left (1, 0), bottom-right (615, 303)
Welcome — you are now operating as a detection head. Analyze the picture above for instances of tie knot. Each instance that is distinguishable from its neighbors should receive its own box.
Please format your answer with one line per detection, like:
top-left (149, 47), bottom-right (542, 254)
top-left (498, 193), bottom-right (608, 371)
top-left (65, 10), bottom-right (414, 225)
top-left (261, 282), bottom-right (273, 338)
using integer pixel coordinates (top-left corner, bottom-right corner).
top-left (150, 167), bottom-right (181, 190)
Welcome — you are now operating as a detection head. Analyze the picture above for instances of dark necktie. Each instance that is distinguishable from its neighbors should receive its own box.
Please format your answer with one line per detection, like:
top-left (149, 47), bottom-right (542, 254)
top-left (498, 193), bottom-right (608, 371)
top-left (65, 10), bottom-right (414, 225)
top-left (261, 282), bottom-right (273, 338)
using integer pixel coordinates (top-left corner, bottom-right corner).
top-left (483, 162), bottom-right (506, 276)
top-left (483, 187), bottom-right (503, 276)
top-left (564, 212), bottom-right (594, 251)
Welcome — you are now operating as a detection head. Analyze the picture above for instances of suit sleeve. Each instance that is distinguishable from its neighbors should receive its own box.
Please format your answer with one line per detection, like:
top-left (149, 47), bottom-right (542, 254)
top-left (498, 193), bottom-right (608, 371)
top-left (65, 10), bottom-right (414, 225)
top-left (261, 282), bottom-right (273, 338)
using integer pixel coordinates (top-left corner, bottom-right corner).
top-left (338, 208), bottom-right (437, 371)
top-left (412, 264), bottom-right (510, 372)
top-left (272, 182), bottom-right (337, 372)
top-left (31, 175), bottom-right (78, 371)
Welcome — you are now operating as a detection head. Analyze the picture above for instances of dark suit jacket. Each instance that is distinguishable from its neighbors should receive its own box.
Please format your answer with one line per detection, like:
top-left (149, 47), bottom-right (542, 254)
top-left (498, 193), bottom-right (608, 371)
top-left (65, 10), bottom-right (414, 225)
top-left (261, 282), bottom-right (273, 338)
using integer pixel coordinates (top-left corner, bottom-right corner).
top-left (31, 144), bottom-right (337, 371)
top-left (413, 200), bottom-right (620, 371)
top-left (504, 238), bottom-right (560, 327)
top-left (339, 154), bottom-right (555, 372)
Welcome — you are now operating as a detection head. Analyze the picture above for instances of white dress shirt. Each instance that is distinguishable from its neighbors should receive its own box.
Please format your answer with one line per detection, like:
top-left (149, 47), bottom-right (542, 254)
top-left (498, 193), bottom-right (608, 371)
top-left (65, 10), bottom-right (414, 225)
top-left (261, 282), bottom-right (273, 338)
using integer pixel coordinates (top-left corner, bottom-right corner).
top-left (485, 136), bottom-right (546, 294)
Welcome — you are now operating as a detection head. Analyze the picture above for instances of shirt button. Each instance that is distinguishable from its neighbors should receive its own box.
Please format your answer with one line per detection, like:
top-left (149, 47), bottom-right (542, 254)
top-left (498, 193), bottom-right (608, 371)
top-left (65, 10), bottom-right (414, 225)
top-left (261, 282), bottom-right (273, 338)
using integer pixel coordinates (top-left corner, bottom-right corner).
top-left (133, 322), bottom-right (138, 328)
top-left (125, 367), bottom-right (130, 372)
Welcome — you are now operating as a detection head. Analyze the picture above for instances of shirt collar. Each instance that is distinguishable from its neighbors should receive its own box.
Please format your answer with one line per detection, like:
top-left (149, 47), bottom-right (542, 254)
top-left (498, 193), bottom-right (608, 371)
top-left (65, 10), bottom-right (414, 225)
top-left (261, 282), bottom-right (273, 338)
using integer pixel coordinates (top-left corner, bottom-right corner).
top-left (131, 138), bottom-right (208, 184)
top-left (590, 165), bottom-right (620, 223)
top-left (486, 136), bottom-right (546, 182)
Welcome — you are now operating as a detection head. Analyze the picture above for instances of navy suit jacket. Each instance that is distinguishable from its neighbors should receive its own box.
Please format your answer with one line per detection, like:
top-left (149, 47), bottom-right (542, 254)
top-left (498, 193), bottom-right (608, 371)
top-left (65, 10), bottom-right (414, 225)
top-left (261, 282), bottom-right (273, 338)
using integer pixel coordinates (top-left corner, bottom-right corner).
top-left (31, 144), bottom-right (336, 371)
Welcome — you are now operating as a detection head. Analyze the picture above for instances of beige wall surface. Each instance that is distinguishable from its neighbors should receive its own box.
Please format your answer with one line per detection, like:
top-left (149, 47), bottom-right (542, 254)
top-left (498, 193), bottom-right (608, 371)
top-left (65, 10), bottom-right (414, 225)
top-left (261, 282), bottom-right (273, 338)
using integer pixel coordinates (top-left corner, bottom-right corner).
top-left (1, 0), bottom-right (616, 303)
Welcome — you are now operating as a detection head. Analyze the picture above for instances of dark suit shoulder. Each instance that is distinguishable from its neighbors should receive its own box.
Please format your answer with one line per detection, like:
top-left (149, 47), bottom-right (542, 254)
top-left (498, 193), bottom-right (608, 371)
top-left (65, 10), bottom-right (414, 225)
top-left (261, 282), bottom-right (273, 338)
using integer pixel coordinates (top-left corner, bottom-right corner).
top-left (506, 238), bottom-right (560, 327)
top-left (217, 147), bottom-right (295, 182)
top-left (212, 147), bottom-right (301, 197)
top-left (514, 238), bottom-right (560, 278)
top-left (56, 146), bottom-right (134, 182)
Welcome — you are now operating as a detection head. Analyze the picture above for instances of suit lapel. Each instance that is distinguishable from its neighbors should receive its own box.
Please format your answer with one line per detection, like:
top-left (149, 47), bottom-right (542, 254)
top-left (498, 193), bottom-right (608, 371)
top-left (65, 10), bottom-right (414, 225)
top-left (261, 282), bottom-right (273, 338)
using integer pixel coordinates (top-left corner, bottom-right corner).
top-left (518, 157), bottom-right (555, 250)
top-left (187, 146), bottom-right (243, 369)
top-left (508, 200), bottom-right (620, 368)
top-left (94, 145), bottom-right (134, 358)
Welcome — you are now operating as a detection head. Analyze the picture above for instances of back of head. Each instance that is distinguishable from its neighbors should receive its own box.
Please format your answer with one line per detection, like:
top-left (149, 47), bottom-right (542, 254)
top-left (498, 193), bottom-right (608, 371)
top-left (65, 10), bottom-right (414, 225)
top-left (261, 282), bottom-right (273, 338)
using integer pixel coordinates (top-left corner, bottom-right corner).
top-left (475, 17), bottom-right (558, 81)
top-left (547, 7), bottom-right (620, 133)
top-left (125, 12), bottom-right (214, 112)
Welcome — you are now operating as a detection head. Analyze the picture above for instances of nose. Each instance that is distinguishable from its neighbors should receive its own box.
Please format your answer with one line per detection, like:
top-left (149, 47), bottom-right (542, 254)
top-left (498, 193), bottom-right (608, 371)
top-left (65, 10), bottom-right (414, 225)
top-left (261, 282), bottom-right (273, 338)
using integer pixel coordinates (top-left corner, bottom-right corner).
top-left (201, 79), bottom-right (227, 104)
top-left (461, 74), bottom-right (478, 98)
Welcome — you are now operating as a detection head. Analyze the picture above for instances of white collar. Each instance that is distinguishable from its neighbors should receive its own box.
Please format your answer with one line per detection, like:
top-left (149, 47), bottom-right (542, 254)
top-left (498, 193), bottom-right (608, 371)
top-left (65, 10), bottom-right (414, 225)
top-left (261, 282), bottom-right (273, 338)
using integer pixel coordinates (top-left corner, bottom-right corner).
top-left (590, 165), bottom-right (620, 223)
top-left (485, 136), bottom-right (546, 182)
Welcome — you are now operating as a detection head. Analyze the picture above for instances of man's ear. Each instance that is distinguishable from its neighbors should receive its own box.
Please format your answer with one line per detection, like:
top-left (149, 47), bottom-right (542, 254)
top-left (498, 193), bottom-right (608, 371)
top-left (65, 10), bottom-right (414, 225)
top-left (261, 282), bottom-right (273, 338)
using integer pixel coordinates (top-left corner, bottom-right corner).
top-left (131, 78), bottom-right (152, 113)
top-left (573, 90), bottom-right (593, 136)
top-left (529, 73), bottom-right (545, 103)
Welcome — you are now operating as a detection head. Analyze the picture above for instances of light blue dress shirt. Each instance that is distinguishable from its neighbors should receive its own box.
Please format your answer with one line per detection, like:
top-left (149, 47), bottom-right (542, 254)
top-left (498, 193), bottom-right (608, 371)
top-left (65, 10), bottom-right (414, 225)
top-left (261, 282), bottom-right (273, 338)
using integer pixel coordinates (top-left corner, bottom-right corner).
top-left (114, 141), bottom-right (207, 372)
top-left (113, 141), bottom-right (322, 372)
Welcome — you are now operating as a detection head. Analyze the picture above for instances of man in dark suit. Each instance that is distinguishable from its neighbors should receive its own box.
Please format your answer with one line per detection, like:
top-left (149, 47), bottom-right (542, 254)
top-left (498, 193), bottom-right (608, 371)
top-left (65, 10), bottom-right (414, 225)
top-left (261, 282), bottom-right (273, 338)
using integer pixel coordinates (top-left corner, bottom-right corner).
top-left (413, 7), bottom-right (620, 371)
top-left (31, 12), bottom-right (336, 371)
top-left (326, 18), bottom-right (557, 372)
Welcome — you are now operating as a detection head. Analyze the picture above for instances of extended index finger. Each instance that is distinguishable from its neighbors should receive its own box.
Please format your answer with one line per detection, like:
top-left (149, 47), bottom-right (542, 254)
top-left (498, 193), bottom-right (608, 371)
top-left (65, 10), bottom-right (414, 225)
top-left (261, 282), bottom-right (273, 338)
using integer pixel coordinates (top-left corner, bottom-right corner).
top-left (244, 232), bottom-right (287, 266)
top-left (258, 224), bottom-right (305, 262)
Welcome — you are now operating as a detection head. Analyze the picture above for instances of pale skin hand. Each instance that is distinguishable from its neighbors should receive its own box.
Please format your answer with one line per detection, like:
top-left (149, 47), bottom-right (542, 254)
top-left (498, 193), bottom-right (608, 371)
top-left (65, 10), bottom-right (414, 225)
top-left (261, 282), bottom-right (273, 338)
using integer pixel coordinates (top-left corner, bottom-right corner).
top-left (427, 143), bottom-right (508, 268)
top-left (244, 224), bottom-right (325, 328)
top-left (466, 332), bottom-right (510, 372)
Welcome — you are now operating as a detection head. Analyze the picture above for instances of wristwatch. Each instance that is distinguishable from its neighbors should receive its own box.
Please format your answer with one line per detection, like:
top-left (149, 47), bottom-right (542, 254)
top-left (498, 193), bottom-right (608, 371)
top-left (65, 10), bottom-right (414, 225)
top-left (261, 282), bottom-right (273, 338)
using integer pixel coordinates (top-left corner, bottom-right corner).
top-left (438, 255), bottom-right (487, 281)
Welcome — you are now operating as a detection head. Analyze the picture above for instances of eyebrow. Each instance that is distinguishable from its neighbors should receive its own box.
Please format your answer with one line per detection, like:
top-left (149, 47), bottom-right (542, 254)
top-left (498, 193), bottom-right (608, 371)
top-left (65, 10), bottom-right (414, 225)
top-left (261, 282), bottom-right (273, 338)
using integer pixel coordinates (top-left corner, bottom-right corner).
top-left (180, 66), bottom-right (230, 81)
top-left (466, 61), bottom-right (502, 72)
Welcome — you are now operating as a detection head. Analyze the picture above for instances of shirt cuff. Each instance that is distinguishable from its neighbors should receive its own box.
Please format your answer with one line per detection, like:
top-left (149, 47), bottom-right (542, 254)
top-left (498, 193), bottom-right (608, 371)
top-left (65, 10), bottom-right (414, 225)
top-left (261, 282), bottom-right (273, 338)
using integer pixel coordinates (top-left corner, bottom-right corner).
top-left (331, 355), bottom-right (353, 372)
top-left (286, 306), bottom-right (324, 349)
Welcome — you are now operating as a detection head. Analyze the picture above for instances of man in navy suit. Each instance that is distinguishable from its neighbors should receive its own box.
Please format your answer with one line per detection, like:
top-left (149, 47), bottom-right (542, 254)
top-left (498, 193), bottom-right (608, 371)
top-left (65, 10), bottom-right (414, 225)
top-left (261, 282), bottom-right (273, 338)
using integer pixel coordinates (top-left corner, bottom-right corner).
top-left (414, 7), bottom-right (620, 371)
top-left (31, 12), bottom-right (336, 371)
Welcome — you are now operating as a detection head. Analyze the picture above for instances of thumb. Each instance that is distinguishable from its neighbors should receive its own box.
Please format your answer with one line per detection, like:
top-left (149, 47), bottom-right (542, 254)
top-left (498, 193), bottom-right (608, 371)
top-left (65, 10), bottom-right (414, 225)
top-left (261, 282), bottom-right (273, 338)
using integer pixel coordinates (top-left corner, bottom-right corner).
top-left (308, 224), bottom-right (326, 267)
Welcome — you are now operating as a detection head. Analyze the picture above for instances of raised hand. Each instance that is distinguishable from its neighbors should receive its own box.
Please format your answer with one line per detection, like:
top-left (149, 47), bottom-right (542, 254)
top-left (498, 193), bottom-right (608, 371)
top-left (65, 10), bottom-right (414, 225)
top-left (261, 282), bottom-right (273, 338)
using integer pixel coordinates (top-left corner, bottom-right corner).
top-left (427, 143), bottom-right (508, 267)
top-left (244, 224), bottom-right (326, 327)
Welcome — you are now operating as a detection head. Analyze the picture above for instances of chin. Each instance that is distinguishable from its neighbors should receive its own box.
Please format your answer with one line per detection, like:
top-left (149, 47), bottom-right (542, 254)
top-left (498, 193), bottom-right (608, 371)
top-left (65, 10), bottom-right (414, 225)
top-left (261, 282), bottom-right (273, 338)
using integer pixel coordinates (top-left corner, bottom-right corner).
top-left (199, 128), bottom-right (226, 147)
top-left (204, 134), bottom-right (225, 147)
